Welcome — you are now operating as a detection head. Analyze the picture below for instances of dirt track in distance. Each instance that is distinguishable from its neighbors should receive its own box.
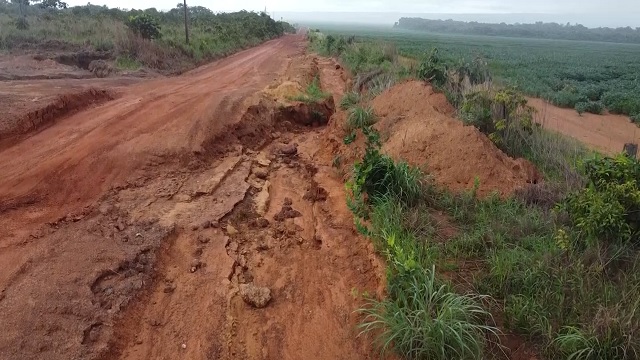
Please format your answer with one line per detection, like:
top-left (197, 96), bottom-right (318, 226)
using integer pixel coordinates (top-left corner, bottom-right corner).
top-left (0, 35), bottom-right (383, 360)
top-left (530, 98), bottom-right (640, 154)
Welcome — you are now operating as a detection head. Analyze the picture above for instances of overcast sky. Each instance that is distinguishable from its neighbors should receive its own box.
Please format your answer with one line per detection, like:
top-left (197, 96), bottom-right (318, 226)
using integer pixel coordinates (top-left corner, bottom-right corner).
top-left (66, 0), bottom-right (640, 27)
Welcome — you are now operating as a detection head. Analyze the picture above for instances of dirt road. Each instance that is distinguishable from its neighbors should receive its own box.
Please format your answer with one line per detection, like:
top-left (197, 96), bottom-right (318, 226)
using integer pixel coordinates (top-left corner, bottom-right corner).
top-left (0, 35), bottom-right (382, 360)
top-left (530, 98), bottom-right (640, 154)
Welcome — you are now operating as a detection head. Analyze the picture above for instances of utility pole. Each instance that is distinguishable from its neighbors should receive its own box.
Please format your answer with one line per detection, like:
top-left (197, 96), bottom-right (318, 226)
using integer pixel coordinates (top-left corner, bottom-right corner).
top-left (183, 0), bottom-right (189, 44)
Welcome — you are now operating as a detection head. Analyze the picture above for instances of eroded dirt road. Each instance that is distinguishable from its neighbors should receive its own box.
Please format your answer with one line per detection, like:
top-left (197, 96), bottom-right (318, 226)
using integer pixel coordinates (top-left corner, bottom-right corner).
top-left (0, 35), bottom-right (382, 360)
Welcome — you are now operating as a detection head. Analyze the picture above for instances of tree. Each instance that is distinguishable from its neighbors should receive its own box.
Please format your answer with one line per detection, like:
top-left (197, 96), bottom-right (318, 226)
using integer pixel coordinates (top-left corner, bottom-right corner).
top-left (183, 0), bottom-right (189, 44)
top-left (34, 0), bottom-right (67, 9)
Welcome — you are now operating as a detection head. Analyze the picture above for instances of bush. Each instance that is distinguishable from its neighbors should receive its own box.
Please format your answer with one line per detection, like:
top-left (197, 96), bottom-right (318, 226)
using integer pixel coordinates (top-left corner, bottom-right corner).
top-left (127, 14), bottom-right (161, 40)
top-left (562, 154), bottom-right (640, 244)
top-left (417, 48), bottom-right (446, 87)
top-left (575, 101), bottom-right (604, 115)
top-left (14, 17), bottom-right (29, 30)
top-left (551, 90), bottom-right (587, 109)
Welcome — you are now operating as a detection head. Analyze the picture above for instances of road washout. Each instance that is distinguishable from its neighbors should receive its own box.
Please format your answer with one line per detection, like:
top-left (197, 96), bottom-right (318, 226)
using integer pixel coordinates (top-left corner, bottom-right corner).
top-left (0, 36), bottom-right (383, 360)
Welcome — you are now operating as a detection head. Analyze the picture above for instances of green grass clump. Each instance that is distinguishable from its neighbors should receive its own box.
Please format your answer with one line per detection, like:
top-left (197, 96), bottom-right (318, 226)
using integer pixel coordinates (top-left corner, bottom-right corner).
top-left (115, 55), bottom-right (142, 70)
top-left (554, 325), bottom-right (640, 360)
top-left (339, 91), bottom-right (360, 110)
top-left (290, 77), bottom-right (330, 103)
top-left (359, 266), bottom-right (497, 360)
top-left (346, 106), bottom-right (377, 132)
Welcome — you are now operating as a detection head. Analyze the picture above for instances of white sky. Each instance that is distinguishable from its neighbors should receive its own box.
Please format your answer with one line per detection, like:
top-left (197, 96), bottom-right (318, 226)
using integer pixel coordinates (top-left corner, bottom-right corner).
top-left (66, 0), bottom-right (640, 27)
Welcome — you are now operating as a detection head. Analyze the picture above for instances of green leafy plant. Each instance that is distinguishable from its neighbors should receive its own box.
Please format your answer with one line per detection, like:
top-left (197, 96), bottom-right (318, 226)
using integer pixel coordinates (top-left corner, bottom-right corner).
top-left (127, 14), bottom-right (161, 40)
top-left (417, 48), bottom-right (446, 87)
top-left (562, 154), bottom-right (640, 244)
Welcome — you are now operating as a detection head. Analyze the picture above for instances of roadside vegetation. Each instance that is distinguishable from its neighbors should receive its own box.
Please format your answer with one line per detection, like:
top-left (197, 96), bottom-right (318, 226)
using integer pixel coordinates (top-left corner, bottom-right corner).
top-left (313, 25), bottom-right (640, 123)
top-left (313, 29), bottom-right (640, 360)
top-left (0, 0), bottom-right (295, 72)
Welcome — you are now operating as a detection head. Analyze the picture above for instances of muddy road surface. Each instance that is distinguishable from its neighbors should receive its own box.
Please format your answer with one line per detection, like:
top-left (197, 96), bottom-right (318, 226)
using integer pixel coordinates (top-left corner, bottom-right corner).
top-left (0, 35), bottom-right (382, 360)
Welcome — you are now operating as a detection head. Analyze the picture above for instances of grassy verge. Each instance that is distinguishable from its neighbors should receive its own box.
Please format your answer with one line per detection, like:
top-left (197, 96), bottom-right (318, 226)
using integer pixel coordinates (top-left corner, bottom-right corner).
top-left (345, 113), bottom-right (499, 359)
top-left (327, 31), bottom-right (640, 360)
top-left (0, 5), bottom-right (295, 73)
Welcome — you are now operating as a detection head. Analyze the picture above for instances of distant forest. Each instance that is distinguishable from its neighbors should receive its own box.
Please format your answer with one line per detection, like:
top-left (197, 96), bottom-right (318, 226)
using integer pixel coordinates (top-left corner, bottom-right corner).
top-left (395, 18), bottom-right (640, 44)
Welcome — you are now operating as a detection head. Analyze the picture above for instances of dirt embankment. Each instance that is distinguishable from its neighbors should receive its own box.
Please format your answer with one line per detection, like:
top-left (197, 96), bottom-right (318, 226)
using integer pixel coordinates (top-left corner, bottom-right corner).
top-left (323, 80), bottom-right (539, 197)
top-left (0, 36), bottom-right (382, 360)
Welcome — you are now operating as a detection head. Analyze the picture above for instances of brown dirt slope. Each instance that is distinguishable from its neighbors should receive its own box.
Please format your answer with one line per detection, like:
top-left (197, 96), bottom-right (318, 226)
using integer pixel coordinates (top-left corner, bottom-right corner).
top-left (372, 81), bottom-right (538, 197)
top-left (0, 36), bottom-right (382, 360)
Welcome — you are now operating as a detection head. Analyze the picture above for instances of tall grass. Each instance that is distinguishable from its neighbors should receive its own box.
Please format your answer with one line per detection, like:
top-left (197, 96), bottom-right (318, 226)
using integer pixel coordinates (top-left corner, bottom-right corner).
top-left (346, 106), bottom-right (377, 132)
top-left (359, 267), bottom-right (497, 360)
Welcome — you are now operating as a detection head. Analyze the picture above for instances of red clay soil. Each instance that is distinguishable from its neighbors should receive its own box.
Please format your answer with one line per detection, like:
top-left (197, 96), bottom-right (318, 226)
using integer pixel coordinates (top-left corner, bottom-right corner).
top-left (372, 81), bottom-right (539, 197)
top-left (529, 97), bottom-right (640, 155)
top-left (0, 36), bottom-right (383, 360)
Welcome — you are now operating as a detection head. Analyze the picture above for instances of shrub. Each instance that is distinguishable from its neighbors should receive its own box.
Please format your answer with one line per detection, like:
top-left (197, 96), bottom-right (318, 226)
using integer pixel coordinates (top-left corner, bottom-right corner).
top-left (127, 14), bottom-right (161, 40)
top-left (562, 154), bottom-right (640, 244)
top-left (417, 48), bottom-right (446, 87)
top-left (575, 101), bottom-right (604, 115)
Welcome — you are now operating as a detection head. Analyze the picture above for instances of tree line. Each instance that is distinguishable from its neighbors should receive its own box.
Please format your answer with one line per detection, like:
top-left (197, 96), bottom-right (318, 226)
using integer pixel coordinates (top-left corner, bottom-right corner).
top-left (395, 18), bottom-right (640, 44)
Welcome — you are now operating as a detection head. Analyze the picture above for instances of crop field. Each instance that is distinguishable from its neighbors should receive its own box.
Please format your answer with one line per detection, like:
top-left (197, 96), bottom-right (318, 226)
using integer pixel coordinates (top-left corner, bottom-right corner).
top-left (316, 24), bottom-right (640, 121)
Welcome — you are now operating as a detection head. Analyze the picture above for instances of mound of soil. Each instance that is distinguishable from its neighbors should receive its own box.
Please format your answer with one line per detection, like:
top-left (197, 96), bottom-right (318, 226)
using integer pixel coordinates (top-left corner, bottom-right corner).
top-left (372, 81), bottom-right (539, 196)
top-left (321, 80), bottom-right (539, 197)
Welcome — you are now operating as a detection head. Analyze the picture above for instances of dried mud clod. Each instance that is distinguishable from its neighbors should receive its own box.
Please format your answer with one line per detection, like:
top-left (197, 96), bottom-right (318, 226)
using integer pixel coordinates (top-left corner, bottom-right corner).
top-left (239, 283), bottom-right (272, 308)
top-left (273, 198), bottom-right (302, 222)
top-left (303, 179), bottom-right (328, 202)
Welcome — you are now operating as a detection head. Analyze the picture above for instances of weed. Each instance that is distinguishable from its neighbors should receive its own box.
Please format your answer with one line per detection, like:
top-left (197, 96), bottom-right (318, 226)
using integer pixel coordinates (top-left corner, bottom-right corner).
top-left (339, 91), bottom-right (360, 110)
top-left (359, 266), bottom-right (498, 360)
top-left (346, 106), bottom-right (377, 132)
top-left (553, 326), bottom-right (639, 360)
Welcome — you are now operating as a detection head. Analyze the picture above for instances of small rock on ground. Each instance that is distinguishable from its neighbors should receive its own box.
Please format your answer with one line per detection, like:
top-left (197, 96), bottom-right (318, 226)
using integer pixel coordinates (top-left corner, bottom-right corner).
top-left (280, 143), bottom-right (298, 156)
top-left (239, 283), bottom-right (271, 308)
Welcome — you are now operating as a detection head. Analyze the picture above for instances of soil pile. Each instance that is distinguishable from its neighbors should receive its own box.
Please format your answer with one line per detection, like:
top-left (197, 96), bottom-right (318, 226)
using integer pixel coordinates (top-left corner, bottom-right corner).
top-left (372, 81), bottom-right (539, 196)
